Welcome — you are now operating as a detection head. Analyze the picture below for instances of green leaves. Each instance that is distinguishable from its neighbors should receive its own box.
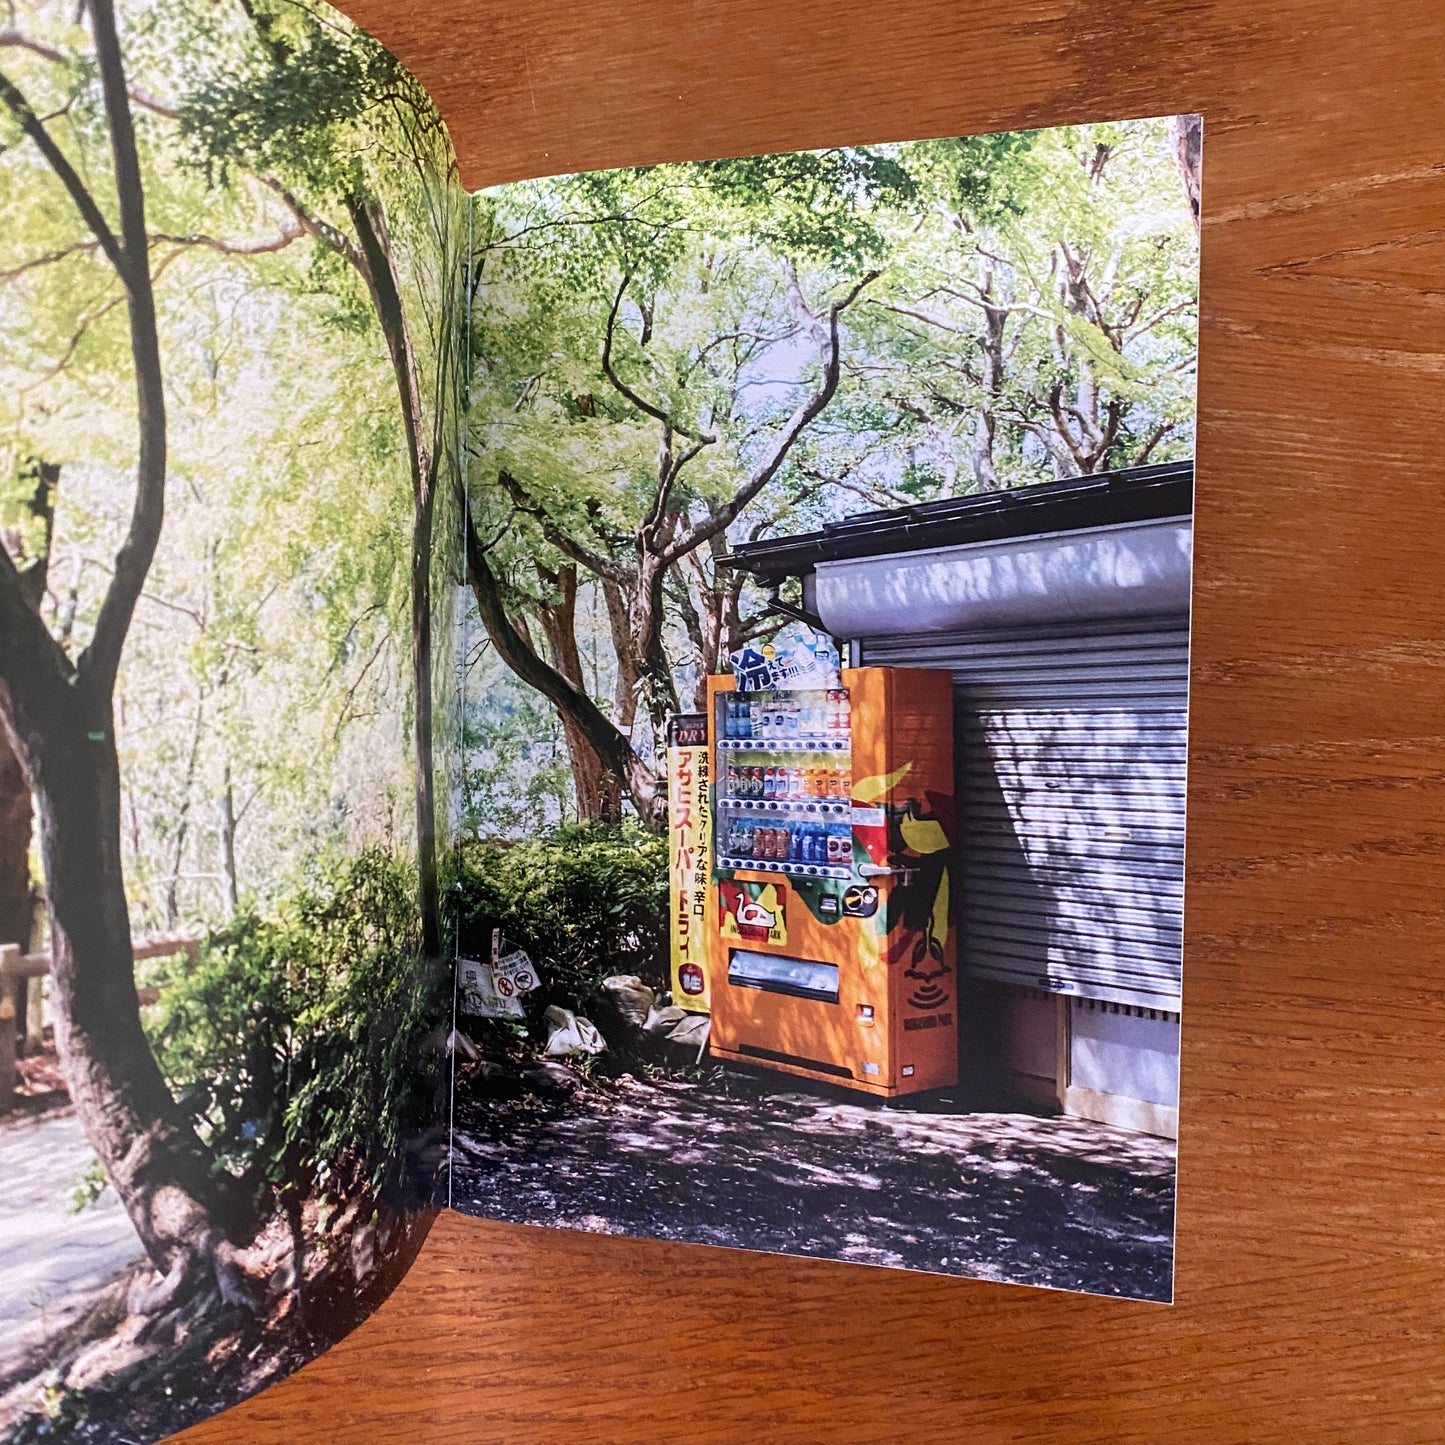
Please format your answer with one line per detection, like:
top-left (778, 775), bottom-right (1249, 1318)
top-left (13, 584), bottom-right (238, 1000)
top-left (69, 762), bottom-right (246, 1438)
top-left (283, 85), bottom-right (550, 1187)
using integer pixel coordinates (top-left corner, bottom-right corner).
top-left (689, 147), bottom-right (918, 265)
top-left (458, 824), bottom-right (669, 1012)
top-left (465, 118), bottom-right (1198, 820)
top-left (147, 849), bottom-right (441, 1212)
top-left (892, 130), bottom-right (1042, 225)
top-left (3, 0), bottom-right (467, 929)
top-left (174, 0), bottom-right (410, 198)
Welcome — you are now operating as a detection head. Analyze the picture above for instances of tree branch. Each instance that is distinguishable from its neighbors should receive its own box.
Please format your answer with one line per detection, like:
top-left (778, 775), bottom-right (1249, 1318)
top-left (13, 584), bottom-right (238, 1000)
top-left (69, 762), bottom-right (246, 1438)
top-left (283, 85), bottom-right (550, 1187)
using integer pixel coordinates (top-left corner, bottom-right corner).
top-left (148, 220), bottom-right (304, 256)
top-left (495, 469), bottom-right (631, 584)
top-left (0, 237), bottom-right (102, 282)
top-left (0, 544), bottom-right (75, 757)
top-left (641, 428), bottom-right (713, 551)
top-left (0, 64), bottom-right (126, 277)
top-left (71, 0), bottom-right (167, 698)
top-left (1126, 298), bottom-right (1196, 342)
top-left (464, 501), bottom-right (655, 816)
top-left (126, 85), bottom-right (178, 119)
top-left (0, 28), bottom-right (65, 65)
top-left (20, 290), bottom-right (125, 388)
top-left (261, 177), bottom-right (364, 270)
top-left (1131, 417), bottom-right (1179, 466)
top-left (2, 222), bottom-right (299, 287)
top-left (600, 274), bottom-right (714, 444)
top-left (662, 264), bottom-right (879, 563)
top-left (871, 300), bottom-right (971, 335)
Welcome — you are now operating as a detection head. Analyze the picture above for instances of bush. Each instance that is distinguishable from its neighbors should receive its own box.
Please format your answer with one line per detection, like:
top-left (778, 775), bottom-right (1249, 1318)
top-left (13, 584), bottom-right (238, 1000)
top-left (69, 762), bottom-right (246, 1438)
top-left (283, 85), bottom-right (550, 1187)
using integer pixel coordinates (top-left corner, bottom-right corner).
top-left (458, 822), bottom-right (669, 1012)
top-left (146, 850), bottom-right (446, 1227)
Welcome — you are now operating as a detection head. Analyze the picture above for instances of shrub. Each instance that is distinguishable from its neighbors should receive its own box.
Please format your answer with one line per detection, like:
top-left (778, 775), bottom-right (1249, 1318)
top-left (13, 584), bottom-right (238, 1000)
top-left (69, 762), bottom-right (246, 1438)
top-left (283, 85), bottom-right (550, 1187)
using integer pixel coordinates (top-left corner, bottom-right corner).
top-left (146, 850), bottom-right (446, 1228)
top-left (458, 822), bottom-right (669, 1012)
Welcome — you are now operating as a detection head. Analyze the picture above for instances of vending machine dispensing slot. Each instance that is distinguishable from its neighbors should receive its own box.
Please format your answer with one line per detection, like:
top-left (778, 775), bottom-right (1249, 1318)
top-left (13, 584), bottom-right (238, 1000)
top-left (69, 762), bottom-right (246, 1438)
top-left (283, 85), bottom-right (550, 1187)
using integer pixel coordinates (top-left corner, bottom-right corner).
top-left (706, 661), bottom-right (959, 1098)
top-left (727, 950), bottom-right (840, 1004)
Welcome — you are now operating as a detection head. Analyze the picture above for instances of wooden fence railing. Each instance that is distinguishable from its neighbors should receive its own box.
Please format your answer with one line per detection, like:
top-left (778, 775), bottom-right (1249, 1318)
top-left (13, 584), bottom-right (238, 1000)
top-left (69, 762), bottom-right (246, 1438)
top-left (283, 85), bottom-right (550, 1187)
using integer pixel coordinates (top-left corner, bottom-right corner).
top-left (0, 935), bottom-right (199, 1116)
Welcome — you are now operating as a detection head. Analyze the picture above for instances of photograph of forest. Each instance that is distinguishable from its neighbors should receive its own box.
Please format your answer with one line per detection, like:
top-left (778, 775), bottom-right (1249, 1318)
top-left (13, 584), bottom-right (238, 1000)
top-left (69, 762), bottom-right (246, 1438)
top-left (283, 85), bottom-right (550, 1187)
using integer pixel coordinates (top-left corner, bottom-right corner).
top-left (461, 118), bottom-right (1197, 825)
top-left (0, 1), bottom-right (461, 1439)
top-left (452, 115), bottom-right (1200, 1302)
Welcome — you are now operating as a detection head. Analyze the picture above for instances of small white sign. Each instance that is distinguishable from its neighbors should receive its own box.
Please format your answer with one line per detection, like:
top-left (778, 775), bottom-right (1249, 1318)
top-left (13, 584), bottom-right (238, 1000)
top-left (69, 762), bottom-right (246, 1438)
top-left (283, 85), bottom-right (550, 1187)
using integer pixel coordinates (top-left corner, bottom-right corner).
top-left (457, 955), bottom-right (525, 1019)
top-left (493, 947), bottom-right (539, 998)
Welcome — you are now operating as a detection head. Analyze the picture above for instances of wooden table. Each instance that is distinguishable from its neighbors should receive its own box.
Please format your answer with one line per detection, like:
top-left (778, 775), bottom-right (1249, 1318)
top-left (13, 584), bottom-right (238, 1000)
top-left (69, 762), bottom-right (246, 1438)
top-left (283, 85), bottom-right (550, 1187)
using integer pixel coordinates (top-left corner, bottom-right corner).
top-left (180, 0), bottom-right (1445, 1438)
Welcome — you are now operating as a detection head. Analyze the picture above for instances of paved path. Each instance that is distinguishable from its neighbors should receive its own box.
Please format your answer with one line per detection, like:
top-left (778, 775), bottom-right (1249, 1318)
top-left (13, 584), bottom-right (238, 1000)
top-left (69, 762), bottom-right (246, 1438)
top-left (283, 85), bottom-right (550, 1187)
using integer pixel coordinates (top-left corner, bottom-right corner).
top-left (450, 1072), bottom-right (1177, 1302)
top-left (0, 1112), bottom-right (145, 1389)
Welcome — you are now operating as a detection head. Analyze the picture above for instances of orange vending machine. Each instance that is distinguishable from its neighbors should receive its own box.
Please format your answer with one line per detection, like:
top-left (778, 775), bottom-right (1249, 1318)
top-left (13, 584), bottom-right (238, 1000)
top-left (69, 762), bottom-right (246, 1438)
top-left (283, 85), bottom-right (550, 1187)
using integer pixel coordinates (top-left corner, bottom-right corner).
top-left (707, 666), bottom-right (958, 1098)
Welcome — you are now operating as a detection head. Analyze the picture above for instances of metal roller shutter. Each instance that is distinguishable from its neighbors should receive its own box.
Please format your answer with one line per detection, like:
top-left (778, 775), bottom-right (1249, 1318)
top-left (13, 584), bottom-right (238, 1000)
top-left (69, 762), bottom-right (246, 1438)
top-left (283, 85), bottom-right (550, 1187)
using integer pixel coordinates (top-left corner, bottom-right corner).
top-left (856, 616), bottom-right (1188, 1010)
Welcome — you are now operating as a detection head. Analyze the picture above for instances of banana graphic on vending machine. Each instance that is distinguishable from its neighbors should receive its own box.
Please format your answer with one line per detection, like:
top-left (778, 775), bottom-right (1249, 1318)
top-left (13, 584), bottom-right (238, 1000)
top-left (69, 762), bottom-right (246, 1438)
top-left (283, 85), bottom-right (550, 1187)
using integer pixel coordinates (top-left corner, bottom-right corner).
top-left (898, 806), bottom-right (951, 962)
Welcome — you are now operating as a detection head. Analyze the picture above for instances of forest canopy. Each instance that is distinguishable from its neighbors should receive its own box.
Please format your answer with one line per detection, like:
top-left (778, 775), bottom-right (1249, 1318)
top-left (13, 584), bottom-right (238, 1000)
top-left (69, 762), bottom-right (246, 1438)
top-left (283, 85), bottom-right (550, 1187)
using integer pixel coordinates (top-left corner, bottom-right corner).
top-left (1, 0), bottom-right (459, 935)
top-left (463, 117), bottom-right (1199, 828)
top-left (1, 1), bottom-right (461, 1425)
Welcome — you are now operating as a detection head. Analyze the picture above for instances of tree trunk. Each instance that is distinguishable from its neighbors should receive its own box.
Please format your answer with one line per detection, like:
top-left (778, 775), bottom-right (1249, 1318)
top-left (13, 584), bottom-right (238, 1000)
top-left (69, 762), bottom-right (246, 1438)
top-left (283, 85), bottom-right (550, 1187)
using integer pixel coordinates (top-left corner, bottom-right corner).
top-left (410, 473), bottom-right (442, 956)
top-left (164, 698), bottom-right (204, 928)
top-left (536, 566), bottom-right (616, 822)
top-left (677, 547), bottom-right (725, 711)
top-left (5, 693), bottom-right (247, 1275)
top-left (464, 511), bottom-right (660, 825)
top-left (601, 578), bottom-right (641, 736)
top-left (347, 197), bottom-right (443, 960)
top-left (0, 0), bottom-right (247, 1292)
top-left (217, 764), bottom-right (239, 920)
top-left (0, 735), bottom-right (33, 1057)
top-left (0, 458), bottom-right (55, 988)
top-left (628, 551), bottom-right (680, 744)
top-left (973, 269), bottom-right (1006, 490)
top-left (1171, 114), bottom-right (1203, 235)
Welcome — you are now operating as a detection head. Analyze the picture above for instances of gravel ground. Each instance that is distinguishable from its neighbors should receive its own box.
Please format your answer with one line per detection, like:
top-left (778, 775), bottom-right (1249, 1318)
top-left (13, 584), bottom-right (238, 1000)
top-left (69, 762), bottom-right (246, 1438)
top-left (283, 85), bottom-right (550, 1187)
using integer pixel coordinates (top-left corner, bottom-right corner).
top-left (449, 1070), bottom-right (1176, 1302)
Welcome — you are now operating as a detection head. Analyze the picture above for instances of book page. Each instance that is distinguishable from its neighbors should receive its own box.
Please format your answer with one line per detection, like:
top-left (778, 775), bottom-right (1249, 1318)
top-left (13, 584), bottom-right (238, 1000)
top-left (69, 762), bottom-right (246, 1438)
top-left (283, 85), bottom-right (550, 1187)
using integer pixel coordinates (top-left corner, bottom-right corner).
top-left (454, 114), bottom-right (1199, 1304)
top-left (0, 1), bottom-right (465, 1438)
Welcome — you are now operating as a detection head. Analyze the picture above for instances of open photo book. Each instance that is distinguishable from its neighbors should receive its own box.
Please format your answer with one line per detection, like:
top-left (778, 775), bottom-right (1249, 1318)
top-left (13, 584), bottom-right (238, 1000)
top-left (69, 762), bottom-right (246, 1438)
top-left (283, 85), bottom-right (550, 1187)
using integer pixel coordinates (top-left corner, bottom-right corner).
top-left (0, 1), bottom-right (1198, 1438)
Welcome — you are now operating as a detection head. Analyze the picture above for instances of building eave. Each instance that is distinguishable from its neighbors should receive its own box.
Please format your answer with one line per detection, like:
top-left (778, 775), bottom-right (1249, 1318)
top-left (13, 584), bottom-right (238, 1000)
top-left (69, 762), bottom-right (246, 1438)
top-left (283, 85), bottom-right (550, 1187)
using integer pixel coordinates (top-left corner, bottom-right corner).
top-left (720, 459), bottom-right (1195, 585)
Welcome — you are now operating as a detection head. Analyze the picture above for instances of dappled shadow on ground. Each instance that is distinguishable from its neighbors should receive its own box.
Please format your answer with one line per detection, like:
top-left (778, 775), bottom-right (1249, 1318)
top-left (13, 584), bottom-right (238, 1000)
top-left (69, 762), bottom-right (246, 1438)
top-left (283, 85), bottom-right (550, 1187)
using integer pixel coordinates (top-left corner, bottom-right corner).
top-left (450, 1071), bottom-right (1175, 1302)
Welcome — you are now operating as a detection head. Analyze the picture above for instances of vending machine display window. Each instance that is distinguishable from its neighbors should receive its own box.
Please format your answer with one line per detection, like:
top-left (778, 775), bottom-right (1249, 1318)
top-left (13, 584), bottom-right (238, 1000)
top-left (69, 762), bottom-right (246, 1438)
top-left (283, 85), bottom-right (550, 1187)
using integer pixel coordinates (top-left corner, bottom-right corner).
top-left (715, 686), bottom-right (855, 880)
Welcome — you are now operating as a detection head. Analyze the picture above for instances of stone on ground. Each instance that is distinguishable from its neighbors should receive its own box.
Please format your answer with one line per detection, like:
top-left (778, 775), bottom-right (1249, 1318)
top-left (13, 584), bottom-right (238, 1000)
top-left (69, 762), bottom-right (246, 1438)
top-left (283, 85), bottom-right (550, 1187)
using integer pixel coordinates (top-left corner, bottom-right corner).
top-left (542, 1006), bottom-right (606, 1058)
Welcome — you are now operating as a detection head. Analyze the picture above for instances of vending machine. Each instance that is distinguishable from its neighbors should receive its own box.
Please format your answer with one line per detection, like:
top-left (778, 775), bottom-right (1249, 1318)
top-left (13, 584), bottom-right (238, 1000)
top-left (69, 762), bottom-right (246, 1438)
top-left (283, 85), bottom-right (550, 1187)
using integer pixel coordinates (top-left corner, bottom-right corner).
top-left (706, 665), bottom-right (959, 1098)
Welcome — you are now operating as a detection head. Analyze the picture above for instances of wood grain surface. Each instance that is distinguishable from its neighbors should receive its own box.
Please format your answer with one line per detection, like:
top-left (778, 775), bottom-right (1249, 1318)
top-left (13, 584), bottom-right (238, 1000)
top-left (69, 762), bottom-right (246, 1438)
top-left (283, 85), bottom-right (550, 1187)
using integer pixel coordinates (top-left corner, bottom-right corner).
top-left (177, 0), bottom-right (1445, 1439)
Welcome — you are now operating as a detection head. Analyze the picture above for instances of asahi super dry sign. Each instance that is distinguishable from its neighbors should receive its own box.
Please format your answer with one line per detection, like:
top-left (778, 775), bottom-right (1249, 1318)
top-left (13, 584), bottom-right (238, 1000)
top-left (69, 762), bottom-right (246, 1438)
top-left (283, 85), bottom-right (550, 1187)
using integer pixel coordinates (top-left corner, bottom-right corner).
top-left (666, 712), bottom-right (713, 1010)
